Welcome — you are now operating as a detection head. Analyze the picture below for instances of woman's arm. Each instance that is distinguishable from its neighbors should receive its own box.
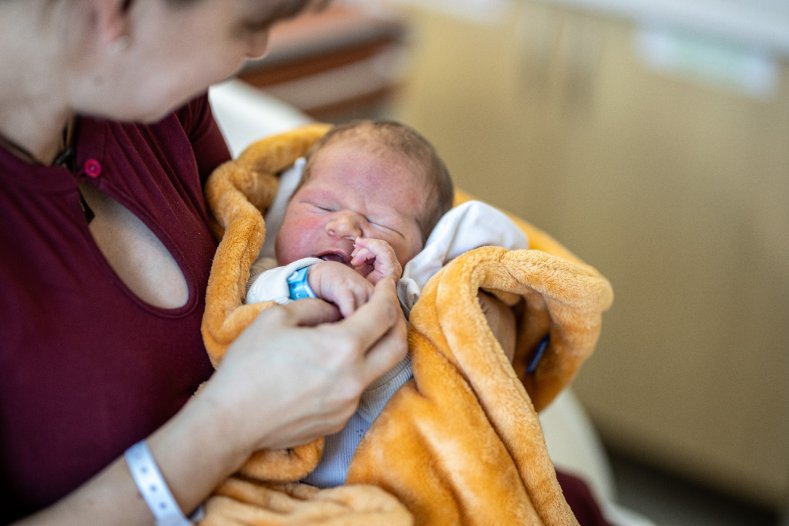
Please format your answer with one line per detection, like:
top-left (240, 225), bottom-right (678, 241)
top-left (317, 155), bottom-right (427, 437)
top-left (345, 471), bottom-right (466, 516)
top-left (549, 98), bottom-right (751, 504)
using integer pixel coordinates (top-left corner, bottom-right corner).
top-left (15, 279), bottom-right (407, 525)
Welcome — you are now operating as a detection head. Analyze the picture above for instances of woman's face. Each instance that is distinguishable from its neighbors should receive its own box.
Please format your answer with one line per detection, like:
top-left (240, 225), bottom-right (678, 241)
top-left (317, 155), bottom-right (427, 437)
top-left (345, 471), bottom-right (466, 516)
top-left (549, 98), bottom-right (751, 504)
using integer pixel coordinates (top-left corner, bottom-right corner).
top-left (73, 0), bottom-right (311, 122)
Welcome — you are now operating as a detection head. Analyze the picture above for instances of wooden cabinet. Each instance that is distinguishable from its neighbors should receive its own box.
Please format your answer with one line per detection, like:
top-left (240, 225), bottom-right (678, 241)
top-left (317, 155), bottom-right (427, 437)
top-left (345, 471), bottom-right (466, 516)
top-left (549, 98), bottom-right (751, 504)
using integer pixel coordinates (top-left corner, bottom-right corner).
top-left (238, 3), bottom-right (407, 121)
top-left (390, 1), bottom-right (789, 510)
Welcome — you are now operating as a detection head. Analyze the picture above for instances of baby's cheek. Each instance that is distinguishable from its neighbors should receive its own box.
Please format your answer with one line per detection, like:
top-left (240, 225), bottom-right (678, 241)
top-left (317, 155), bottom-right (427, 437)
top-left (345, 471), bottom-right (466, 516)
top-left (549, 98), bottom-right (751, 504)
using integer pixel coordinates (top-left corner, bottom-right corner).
top-left (277, 216), bottom-right (314, 264)
top-left (394, 229), bottom-right (424, 265)
top-left (395, 244), bottom-right (420, 268)
top-left (274, 229), bottom-right (302, 264)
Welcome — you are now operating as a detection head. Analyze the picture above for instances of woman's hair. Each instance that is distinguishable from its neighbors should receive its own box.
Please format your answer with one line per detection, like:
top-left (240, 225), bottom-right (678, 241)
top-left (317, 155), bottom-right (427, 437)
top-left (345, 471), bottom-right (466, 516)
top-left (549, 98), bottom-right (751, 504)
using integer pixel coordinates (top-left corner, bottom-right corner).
top-left (303, 120), bottom-right (455, 241)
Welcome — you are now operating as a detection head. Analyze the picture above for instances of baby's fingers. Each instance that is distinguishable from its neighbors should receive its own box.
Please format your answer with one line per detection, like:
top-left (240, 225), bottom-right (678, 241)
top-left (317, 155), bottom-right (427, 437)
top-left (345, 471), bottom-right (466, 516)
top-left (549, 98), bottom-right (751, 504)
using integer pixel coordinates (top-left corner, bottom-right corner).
top-left (331, 289), bottom-right (359, 318)
top-left (352, 238), bottom-right (402, 282)
top-left (340, 281), bottom-right (376, 317)
top-left (350, 247), bottom-right (373, 267)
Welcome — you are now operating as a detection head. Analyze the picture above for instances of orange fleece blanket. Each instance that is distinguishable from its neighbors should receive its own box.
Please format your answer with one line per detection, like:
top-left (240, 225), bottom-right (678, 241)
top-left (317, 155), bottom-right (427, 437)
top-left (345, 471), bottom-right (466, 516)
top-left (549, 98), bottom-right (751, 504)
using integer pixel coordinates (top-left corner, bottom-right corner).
top-left (199, 124), bottom-right (614, 525)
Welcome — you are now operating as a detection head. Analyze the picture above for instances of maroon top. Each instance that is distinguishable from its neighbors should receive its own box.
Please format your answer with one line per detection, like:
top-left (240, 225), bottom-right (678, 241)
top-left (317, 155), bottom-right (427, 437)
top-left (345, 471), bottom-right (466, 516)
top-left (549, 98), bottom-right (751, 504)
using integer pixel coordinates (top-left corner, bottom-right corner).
top-left (0, 95), bottom-right (230, 521)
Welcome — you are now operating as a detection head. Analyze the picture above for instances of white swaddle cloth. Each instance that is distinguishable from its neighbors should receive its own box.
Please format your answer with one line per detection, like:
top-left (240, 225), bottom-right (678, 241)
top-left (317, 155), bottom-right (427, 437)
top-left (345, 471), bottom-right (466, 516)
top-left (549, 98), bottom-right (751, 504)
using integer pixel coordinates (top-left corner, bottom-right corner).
top-left (397, 198), bottom-right (528, 314)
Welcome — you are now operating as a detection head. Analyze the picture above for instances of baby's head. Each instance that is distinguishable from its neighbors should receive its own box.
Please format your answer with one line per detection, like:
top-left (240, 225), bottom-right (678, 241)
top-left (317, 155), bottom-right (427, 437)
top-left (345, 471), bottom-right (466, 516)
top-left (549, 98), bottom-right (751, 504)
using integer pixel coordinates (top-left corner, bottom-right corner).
top-left (275, 120), bottom-right (454, 268)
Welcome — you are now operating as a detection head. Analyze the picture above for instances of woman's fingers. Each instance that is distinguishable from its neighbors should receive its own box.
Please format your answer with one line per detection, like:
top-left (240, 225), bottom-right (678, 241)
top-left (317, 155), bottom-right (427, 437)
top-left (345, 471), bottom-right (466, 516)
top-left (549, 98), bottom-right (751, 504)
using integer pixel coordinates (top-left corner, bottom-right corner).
top-left (260, 296), bottom-right (341, 328)
top-left (335, 279), bottom-right (401, 347)
top-left (212, 279), bottom-right (406, 452)
top-left (336, 278), bottom-right (408, 379)
top-left (360, 313), bottom-right (408, 383)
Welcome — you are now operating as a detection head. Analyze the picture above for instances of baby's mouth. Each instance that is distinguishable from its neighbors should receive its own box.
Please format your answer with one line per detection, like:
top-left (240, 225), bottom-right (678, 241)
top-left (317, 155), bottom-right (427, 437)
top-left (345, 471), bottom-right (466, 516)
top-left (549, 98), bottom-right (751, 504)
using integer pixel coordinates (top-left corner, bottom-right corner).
top-left (317, 251), bottom-right (349, 264)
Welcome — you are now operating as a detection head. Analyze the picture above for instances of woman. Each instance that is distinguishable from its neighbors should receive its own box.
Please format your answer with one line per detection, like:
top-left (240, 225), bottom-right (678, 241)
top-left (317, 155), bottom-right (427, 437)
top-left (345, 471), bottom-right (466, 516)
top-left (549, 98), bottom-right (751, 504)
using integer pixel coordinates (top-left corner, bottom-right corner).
top-left (0, 0), bottom-right (408, 523)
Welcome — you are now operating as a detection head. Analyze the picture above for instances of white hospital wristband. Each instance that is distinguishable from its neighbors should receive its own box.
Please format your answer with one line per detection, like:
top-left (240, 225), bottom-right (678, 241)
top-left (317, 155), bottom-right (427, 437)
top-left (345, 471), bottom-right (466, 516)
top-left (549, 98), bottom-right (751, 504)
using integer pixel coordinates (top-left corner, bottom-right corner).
top-left (125, 440), bottom-right (193, 526)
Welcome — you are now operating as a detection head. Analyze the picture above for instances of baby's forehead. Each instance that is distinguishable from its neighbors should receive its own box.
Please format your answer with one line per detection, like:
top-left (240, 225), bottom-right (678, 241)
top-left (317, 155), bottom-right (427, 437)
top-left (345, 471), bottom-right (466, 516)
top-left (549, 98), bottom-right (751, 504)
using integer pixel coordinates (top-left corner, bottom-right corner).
top-left (310, 137), bottom-right (428, 184)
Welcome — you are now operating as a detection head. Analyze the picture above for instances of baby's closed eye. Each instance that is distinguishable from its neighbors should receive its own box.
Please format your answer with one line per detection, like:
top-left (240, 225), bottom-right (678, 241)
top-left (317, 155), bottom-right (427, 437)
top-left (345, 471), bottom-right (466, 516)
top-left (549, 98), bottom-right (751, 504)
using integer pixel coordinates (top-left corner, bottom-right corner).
top-left (307, 202), bottom-right (333, 212)
top-left (305, 203), bottom-right (343, 219)
top-left (368, 218), bottom-right (403, 237)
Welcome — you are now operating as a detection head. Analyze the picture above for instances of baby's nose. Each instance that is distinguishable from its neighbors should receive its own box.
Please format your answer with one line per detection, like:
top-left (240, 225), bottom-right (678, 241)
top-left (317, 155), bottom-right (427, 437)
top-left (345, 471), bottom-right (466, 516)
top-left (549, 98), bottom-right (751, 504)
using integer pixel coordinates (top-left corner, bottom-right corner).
top-left (326, 212), bottom-right (363, 240)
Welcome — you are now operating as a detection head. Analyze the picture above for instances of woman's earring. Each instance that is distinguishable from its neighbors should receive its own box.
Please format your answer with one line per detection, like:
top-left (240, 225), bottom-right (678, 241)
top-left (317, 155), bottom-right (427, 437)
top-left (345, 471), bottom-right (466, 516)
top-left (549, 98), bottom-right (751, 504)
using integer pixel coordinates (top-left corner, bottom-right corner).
top-left (110, 36), bottom-right (129, 54)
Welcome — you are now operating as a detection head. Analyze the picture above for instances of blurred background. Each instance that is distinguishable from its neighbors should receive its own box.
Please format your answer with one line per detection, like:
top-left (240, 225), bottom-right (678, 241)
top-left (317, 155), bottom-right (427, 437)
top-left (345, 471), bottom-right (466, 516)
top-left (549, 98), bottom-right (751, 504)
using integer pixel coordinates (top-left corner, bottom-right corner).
top-left (231, 1), bottom-right (788, 523)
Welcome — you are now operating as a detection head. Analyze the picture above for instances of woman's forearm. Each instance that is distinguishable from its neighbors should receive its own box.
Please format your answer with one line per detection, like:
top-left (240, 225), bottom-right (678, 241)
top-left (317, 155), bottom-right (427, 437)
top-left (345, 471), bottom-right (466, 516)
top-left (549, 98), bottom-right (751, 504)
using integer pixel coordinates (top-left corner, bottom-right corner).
top-left (146, 387), bottom-right (250, 517)
top-left (12, 281), bottom-right (406, 525)
top-left (14, 389), bottom-right (245, 525)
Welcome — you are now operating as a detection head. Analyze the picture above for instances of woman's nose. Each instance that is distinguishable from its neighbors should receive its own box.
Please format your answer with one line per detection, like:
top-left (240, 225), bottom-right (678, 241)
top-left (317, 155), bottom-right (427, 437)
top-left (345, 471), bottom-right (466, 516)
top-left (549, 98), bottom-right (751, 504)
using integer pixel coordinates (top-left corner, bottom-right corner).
top-left (326, 212), bottom-right (363, 240)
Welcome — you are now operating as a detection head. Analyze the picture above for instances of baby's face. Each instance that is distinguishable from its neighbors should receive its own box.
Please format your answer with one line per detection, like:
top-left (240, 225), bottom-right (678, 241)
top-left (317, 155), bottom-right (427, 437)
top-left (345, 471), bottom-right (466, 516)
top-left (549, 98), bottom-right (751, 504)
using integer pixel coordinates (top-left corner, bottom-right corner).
top-left (276, 141), bottom-right (426, 269)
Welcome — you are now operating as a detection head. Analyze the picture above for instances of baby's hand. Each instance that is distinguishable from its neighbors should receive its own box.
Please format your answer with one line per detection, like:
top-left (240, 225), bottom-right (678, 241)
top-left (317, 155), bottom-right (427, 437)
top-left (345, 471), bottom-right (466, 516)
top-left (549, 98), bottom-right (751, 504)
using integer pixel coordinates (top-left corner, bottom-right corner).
top-left (308, 261), bottom-right (375, 317)
top-left (351, 238), bottom-right (403, 284)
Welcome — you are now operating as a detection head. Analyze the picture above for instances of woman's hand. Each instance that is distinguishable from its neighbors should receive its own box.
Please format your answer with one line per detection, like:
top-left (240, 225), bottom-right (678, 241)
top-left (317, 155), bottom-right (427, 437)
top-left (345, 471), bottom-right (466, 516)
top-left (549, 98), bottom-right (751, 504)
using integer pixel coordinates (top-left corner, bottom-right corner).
top-left (201, 277), bottom-right (407, 454)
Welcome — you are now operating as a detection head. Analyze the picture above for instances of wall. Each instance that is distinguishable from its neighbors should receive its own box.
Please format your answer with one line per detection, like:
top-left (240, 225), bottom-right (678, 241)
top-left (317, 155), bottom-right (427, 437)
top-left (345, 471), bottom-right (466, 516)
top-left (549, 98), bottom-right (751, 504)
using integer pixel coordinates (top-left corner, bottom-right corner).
top-left (387, 0), bottom-right (789, 510)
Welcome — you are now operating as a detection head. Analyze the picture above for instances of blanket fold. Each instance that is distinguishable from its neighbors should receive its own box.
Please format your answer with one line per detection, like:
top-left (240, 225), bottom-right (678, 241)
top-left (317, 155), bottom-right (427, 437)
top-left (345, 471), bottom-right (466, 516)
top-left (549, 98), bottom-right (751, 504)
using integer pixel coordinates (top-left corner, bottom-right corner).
top-left (199, 124), bottom-right (613, 526)
top-left (346, 247), bottom-right (611, 526)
